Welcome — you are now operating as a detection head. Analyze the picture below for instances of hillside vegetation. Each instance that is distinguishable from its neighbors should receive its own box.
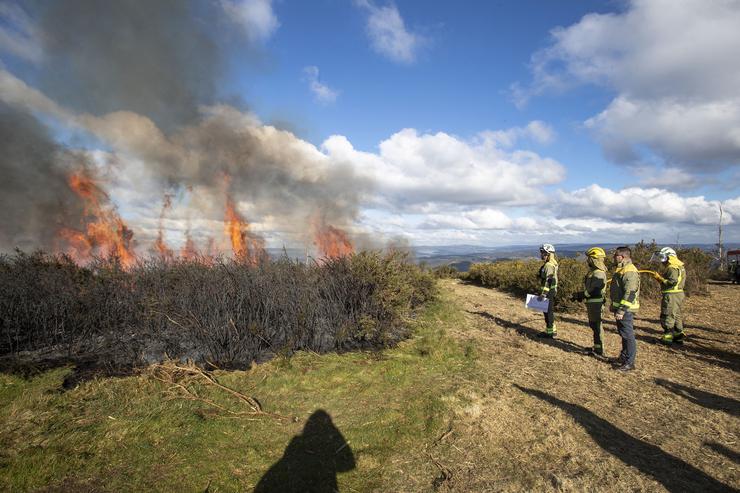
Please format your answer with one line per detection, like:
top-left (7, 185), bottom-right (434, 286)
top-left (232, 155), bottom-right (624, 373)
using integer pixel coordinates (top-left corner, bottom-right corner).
top-left (467, 241), bottom-right (713, 311)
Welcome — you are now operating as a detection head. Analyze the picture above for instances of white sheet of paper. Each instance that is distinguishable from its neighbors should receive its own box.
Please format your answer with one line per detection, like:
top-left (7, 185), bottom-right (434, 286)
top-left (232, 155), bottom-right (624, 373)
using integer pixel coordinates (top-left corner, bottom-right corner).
top-left (525, 294), bottom-right (550, 312)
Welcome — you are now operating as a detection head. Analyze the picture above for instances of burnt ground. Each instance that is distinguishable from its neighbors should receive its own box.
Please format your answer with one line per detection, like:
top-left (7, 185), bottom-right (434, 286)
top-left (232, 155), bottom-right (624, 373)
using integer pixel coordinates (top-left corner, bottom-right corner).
top-left (432, 279), bottom-right (739, 492)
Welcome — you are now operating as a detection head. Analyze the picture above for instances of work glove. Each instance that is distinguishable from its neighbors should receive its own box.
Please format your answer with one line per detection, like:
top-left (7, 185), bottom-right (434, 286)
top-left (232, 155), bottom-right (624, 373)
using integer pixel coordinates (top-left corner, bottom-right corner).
top-left (652, 272), bottom-right (666, 283)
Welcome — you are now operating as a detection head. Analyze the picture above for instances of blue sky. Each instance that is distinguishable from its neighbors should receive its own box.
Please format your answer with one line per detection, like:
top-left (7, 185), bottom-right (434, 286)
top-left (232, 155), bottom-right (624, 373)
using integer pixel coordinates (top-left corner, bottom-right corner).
top-left (1, 0), bottom-right (739, 253)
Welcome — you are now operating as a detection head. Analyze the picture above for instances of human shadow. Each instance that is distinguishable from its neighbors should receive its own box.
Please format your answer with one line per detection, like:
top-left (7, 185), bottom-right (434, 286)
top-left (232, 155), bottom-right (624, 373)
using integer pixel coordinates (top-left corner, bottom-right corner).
top-left (640, 317), bottom-right (734, 336)
top-left (254, 409), bottom-right (355, 493)
top-left (514, 385), bottom-right (733, 493)
top-left (655, 379), bottom-right (740, 417)
top-left (558, 316), bottom-right (740, 372)
top-left (639, 335), bottom-right (740, 372)
top-left (468, 310), bottom-right (588, 355)
top-left (706, 442), bottom-right (740, 464)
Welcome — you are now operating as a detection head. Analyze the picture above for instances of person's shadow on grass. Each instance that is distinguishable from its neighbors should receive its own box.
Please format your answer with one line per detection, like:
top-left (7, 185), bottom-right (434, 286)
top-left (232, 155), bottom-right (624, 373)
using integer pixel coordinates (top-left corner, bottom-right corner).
top-left (254, 409), bottom-right (355, 493)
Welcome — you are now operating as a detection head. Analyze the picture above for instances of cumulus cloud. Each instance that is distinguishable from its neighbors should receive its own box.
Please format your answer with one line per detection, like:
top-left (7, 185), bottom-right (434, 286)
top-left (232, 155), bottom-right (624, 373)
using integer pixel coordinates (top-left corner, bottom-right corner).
top-left (322, 127), bottom-right (566, 210)
top-left (303, 66), bottom-right (339, 104)
top-left (557, 185), bottom-right (730, 225)
top-left (356, 0), bottom-right (424, 63)
top-left (479, 120), bottom-right (556, 147)
top-left (221, 0), bottom-right (279, 42)
top-left (632, 166), bottom-right (700, 190)
top-left (516, 0), bottom-right (740, 172)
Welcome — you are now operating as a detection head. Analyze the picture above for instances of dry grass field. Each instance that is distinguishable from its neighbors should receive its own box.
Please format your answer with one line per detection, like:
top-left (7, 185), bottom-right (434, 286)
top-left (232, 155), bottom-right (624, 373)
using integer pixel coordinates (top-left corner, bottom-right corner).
top-left (432, 279), bottom-right (739, 492)
top-left (1, 279), bottom-right (738, 491)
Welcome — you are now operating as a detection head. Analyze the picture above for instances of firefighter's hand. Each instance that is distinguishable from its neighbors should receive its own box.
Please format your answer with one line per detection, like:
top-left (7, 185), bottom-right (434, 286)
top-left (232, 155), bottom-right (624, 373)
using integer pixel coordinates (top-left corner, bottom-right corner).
top-left (537, 295), bottom-right (545, 302)
top-left (615, 310), bottom-right (624, 321)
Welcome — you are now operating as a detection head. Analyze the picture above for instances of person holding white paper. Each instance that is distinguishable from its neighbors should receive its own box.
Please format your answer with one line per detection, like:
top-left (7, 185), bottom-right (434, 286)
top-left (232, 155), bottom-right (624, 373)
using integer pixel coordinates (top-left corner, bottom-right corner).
top-left (537, 243), bottom-right (558, 338)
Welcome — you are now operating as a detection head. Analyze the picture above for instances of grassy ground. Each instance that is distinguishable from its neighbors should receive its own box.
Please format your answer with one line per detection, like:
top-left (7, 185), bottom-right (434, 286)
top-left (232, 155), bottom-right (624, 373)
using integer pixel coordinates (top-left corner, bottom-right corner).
top-left (0, 295), bottom-right (475, 492)
top-left (437, 279), bottom-right (739, 492)
top-left (1, 281), bottom-right (738, 492)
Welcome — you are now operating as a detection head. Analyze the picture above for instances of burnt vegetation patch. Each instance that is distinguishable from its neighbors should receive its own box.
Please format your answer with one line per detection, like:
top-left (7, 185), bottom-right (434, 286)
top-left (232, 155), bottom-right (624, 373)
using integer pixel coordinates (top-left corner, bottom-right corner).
top-left (0, 250), bottom-right (435, 382)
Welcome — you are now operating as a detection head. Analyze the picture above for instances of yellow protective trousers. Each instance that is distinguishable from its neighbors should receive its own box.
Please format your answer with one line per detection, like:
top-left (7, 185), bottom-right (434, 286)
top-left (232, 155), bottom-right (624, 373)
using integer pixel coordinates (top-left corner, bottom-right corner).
top-left (660, 292), bottom-right (685, 341)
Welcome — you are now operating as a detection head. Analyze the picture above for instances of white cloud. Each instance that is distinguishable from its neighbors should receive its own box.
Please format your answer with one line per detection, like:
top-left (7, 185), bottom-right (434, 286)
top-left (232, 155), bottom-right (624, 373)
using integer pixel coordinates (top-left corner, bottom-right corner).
top-left (557, 185), bottom-right (731, 225)
top-left (322, 127), bottom-right (566, 209)
top-left (303, 66), bottom-right (339, 104)
top-left (632, 166), bottom-right (699, 190)
top-left (0, 3), bottom-right (42, 62)
top-left (356, 1), bottom-right (424, 64)
top-left (517, 0), bottom-right (740, 172)
top-left (221, 0), bottom-right (279, 42)
top-left (479, 120), bottom-right (555, 147)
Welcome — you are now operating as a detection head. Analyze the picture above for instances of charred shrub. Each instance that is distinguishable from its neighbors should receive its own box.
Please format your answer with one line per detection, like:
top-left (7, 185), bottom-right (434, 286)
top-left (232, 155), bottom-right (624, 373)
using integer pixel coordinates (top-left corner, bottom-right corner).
top-left (0, 250), bottom-right (435, 368)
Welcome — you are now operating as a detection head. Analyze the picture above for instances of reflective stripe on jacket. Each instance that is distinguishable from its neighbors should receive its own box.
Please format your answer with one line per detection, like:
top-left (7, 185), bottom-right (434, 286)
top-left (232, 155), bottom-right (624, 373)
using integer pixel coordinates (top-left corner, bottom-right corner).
top-left (539, 257), bottom-right (559, 294)
top-left (610, 260), bottom-right (640, 311)
top-left (662, 257), bottom-right (686, 294)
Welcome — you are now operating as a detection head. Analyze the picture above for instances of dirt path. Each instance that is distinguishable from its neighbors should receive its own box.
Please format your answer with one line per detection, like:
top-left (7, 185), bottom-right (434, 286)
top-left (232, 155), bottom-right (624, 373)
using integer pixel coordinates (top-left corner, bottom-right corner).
top-left (433, 279), bottom-right (739, 491)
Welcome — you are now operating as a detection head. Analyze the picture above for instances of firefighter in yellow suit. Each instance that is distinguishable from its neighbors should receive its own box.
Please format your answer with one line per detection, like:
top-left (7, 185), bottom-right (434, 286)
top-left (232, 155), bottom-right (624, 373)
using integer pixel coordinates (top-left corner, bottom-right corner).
top-left (537, 243), bottom-right (558, 338)
top-left (582, 247), bottom-right (608, 355)
top-left (651, 247), bottom-right (687, 344)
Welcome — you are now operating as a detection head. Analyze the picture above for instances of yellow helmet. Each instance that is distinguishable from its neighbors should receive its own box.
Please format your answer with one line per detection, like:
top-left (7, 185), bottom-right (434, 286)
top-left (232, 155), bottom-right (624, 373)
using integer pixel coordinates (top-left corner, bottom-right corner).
top-left (586, 247), bottom-right (606, 259)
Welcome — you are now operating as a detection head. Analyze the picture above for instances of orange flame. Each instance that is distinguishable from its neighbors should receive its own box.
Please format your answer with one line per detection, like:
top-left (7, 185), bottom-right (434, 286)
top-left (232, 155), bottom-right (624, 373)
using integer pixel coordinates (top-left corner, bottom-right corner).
top-left (58, 169), bottom-right (137, 267)
top-left (313, 219), bottom-right (354, 259)
top-left (153, 194), bottom-right (174, 261)
top-left (180, 231), bottom-right (198, 260)
top-left (224, 194), bottom-right (266, 265)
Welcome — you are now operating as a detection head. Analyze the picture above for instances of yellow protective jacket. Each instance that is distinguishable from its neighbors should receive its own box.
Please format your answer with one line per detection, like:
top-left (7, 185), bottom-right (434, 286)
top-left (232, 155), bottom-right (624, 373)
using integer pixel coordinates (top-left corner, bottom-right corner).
top-left (661, 257), bottom-right (686, 294)
top-left (610, 260), bottom-right (640, 312)
top-left (584, 264), bottom-right (607, 303)
top-left (539, 256), bottom-right (558, 296)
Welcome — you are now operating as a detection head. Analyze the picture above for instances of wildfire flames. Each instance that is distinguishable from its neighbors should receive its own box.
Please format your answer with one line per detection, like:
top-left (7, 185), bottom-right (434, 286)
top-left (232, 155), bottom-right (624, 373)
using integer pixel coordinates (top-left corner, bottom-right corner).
top-left (54, 170), bottom-right (353, 268)
top-left (313, 219), bottom-right (354, 259)
top-left (224, 195), bottom-right (266, 265)
top-left (58, 169), bottom-right (137, 267)
top-left (153, 194), bottom-right (174, 261)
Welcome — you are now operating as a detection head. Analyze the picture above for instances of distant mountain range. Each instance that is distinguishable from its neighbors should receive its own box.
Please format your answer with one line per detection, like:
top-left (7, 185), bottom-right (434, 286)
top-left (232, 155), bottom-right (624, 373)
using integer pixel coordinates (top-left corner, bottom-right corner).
top-left (411, 243), bottom-right (739, 272)
top-left (265, 243), bottom-right (739, 273)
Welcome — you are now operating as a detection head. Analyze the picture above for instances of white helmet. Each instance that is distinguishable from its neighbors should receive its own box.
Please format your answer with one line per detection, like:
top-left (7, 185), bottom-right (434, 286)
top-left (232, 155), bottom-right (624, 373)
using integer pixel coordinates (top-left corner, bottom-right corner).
top-left (652, 246), bottom-right (677, 263)
top-left (540, 243), bottom-right (555, 254)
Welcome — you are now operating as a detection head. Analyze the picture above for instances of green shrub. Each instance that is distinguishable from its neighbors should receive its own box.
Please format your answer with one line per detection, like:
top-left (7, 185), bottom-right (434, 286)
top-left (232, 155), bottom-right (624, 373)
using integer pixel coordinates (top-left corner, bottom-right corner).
top-left (432, 264), bottom-right (459, 279)
top-left (467, 258), bottom-right (586, 311)
top-left (467, 241), bottom-right (712, 313)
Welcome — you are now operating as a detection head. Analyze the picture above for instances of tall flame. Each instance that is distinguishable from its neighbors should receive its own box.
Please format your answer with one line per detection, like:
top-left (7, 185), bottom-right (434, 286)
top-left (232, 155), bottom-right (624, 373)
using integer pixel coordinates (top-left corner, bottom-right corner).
top-left (224, 194), bottom-right (266, 265)
top-left (313, 218), bottom-right (354, 259)
top-left (58, 169), bottom-right (137, 267)
top-left (153, 194), bottom-right (174, 261)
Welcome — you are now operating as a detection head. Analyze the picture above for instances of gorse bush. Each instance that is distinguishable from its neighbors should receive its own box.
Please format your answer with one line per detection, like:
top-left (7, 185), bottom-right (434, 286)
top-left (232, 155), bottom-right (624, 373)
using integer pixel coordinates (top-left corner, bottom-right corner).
top-left (467, 241), bottom-right (712, 312)
top-left (467, 258), bottom-right (587, 311)
top-left (0, 250), bottom-right (435, 368)
top-left (432, 264), bottom-right (460, 279)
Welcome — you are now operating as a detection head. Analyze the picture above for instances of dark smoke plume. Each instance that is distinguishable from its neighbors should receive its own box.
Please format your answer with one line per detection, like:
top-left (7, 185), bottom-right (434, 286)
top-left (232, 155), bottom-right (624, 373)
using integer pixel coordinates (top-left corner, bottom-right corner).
top-left (38, 0), bottom-right (219, 131)
top-left (0, 1), bottom-right (370, 255)
top-left (0, 102), bottom-right (83, 251)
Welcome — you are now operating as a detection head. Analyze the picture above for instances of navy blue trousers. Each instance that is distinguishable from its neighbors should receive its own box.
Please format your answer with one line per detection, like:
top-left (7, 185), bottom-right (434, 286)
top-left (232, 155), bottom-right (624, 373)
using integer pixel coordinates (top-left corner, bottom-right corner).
top-left (616, 311), bottom-right (636, 365)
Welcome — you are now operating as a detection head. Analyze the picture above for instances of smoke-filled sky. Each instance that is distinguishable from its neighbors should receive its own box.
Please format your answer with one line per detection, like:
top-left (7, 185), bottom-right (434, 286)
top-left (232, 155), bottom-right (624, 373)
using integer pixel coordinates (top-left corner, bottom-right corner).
top-left (1, 0), bottom-right (739, 253)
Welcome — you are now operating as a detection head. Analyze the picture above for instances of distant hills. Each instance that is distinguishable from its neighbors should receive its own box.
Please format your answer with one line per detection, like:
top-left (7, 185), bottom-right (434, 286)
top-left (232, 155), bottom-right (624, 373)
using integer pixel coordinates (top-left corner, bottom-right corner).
top-left (412, 243), bottom-right (739, 271)
top-left (265, 243), bottom-right (739, 273)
